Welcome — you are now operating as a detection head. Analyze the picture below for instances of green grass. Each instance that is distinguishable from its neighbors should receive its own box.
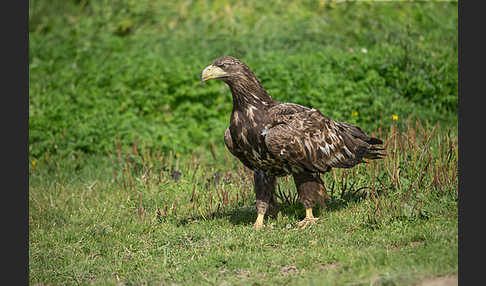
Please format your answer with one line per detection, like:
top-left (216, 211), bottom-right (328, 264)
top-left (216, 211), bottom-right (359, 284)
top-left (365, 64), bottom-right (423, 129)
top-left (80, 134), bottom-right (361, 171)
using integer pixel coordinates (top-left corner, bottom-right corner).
top-left (29, 1), bottom-right (458, 284)
top-left (29, 122), bottom-right (458, 285)
top-left (29, 0), bottom-right (458, 157)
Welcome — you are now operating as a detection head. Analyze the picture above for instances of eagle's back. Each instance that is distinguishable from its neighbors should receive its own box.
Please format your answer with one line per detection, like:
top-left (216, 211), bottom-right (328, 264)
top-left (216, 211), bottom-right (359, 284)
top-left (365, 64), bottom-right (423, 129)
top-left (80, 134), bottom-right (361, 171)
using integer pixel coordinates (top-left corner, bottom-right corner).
top-left (262, 103), bottom-right (384, 174)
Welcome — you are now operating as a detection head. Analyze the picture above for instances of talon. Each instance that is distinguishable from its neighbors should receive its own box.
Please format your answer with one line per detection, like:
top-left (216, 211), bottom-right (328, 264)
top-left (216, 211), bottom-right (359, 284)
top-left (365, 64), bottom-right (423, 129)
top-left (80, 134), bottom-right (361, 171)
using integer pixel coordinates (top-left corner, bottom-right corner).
top-left (254, 222), bottom-right (264, 230)
top-left (254, 213), bottom-right (265, 230)
top-left (296, 208), bottom-right (318, 229)
top-left (297, 217), bottom-right (319, 229)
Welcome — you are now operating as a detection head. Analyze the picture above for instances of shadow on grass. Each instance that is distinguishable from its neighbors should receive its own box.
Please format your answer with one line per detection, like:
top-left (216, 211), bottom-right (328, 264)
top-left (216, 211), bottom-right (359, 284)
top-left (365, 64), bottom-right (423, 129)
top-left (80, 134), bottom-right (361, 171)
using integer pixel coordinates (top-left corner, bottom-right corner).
top-left (174, 205), bottom-right (259, 227)
top-left (174, 183), bottom-right (385, 227)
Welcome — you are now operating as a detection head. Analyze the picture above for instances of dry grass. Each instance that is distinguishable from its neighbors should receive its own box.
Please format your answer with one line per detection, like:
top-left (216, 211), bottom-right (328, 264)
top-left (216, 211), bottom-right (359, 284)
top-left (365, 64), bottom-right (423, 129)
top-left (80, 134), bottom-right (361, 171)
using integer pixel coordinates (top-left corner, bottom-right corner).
top-left (103, 119), bottom-right (457, 228)
top-left (29, 122), bottom-right (457, 285)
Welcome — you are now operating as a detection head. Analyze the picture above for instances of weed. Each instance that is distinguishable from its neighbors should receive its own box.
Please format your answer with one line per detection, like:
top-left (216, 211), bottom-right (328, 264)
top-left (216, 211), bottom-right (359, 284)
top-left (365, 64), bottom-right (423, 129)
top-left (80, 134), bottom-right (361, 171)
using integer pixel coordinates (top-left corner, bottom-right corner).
top-left (29, 123), bottom-right (457, 285)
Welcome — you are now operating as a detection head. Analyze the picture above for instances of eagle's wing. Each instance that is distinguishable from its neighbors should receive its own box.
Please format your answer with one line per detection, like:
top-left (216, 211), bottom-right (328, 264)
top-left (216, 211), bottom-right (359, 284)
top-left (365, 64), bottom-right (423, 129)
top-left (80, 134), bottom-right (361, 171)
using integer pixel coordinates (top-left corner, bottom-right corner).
top-left (263, 103), bottom-right (383, 173)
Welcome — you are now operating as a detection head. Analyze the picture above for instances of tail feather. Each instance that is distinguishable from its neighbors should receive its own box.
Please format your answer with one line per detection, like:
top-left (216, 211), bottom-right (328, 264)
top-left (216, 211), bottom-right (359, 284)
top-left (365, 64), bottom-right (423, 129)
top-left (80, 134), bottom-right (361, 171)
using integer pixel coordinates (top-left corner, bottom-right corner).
top-left (364, 136), bottom-right (386, 161)
top-left (366, 137), bottom-right (383, 145)
top-left (364, 151), bottom-right (386, 160)
top-left (364, 139), bottom-right (386, 160)
top-left (337, 122), bottom-right (386, 162)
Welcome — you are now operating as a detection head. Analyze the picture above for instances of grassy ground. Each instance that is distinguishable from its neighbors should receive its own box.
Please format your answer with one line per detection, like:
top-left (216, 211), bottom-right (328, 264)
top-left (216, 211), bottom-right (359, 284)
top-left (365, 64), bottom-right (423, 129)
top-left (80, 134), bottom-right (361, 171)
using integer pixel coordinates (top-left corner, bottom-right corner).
top-left (29, 1), bottom-right (458, 285)
top-left (29, 122), bottom-right (458, 285)
top-left (29, 0), bottom-right (458, 157)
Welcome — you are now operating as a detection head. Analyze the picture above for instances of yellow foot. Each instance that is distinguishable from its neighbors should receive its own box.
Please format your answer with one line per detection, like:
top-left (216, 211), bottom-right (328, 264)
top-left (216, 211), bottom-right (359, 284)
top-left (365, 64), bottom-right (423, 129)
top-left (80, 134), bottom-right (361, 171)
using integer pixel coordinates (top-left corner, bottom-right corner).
top-left (296, 208), bottom-right (318, 229)
top-left (253, 213), bottom-right (265, 230)
top-left (297, 217), bottom-right (319, 229)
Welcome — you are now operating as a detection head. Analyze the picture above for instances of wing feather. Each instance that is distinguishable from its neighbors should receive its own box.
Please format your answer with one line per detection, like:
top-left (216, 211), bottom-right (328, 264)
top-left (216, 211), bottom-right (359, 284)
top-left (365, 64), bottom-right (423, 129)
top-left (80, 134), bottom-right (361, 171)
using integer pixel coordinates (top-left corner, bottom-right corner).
top-left (263, 103), bottom-right (383, 172)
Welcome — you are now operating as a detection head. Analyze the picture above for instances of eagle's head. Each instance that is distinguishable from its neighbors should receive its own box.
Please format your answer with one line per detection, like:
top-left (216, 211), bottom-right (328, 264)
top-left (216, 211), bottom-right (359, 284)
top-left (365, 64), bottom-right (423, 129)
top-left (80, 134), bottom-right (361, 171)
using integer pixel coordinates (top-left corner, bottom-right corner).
top-left (200, 56), bottom-right (253, 83)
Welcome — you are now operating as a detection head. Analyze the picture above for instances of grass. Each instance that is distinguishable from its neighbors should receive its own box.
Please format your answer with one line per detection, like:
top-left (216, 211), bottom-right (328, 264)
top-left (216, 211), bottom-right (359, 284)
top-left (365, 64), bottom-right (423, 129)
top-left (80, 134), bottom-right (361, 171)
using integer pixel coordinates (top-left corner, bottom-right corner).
top-left (29, 121), bottom-right (458, 285)
top-left (29, 1), bottom-right (458, 284)
top-left (29, 0), bottom-right (458, 157)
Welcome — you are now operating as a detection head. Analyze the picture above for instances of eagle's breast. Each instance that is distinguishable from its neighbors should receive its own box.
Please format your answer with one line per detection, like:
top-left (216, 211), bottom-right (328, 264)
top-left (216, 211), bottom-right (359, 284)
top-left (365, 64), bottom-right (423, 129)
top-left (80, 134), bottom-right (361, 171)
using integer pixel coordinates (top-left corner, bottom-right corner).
top-left (229, 107), bottom-right (288, 175)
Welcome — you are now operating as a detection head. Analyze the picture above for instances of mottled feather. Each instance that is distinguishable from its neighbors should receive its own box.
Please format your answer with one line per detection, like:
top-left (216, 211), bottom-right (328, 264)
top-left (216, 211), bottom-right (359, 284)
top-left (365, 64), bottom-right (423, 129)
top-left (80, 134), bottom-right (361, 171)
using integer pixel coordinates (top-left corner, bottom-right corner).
top-left (262, 103), bottom-right (383, 173)
top-left (202, 56), bottom-right (385, 228)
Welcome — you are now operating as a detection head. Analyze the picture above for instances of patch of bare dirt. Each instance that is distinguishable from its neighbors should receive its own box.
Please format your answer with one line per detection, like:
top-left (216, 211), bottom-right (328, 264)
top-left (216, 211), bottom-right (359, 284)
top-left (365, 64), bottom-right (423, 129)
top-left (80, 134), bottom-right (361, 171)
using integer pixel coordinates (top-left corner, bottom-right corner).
top-left (409, 240), bottom-right (425, 247)
top-left (390, 240), bottom-right (425, 251)
top-left (235, 269), bottom-right (250, 279)
top-left (415, 275), bottom-right (458, 286)
top-left (280, 265), bottom-right (299, 276)
top-left (320, 262), bottom-right (340, 271)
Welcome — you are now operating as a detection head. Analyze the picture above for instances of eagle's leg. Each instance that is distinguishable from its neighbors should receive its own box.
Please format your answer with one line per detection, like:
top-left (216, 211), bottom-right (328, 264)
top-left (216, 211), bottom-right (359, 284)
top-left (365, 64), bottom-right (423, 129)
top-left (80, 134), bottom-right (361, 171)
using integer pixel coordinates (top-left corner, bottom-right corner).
top-left (253, 169), bottom-right (277, 230)
top-left (293, 172), bottom-right (328, 229)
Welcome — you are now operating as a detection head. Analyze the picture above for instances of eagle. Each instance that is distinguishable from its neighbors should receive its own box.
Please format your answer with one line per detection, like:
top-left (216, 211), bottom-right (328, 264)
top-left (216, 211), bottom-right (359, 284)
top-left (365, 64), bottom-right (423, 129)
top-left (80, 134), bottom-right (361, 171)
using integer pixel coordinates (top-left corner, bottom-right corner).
top-left (200, 56), bottom-right (384, 230)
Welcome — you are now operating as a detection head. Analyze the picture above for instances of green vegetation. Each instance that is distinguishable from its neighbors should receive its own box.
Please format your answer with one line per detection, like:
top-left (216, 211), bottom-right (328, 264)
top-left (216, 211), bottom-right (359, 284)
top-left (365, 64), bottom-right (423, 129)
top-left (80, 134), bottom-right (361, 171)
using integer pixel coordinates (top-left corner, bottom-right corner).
top-left (29, 0), bottom-right (457, 157)
top-left (29, 122), bottom-right (457, 285)
top-left (29, 1), bottom-right (458, 285)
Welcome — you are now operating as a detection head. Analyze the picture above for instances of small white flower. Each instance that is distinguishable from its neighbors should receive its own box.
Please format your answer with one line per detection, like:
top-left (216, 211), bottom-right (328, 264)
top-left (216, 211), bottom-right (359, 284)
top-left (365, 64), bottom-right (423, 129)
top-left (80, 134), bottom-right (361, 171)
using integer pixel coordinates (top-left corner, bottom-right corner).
top-left (361, 48), bottom-right (368, 53)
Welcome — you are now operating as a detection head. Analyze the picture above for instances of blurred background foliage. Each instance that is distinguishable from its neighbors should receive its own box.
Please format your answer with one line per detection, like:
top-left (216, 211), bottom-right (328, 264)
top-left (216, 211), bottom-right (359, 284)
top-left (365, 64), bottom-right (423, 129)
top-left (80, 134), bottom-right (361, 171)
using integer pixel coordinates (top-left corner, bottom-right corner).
top-left (29, 0), bottom-right (458, 158)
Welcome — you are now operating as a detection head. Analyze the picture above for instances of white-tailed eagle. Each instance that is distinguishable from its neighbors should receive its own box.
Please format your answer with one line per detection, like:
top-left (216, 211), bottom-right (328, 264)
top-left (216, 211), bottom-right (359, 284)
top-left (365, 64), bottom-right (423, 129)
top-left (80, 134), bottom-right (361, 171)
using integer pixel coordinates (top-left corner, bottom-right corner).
top-left (201, 56), bottom-right (384, 230)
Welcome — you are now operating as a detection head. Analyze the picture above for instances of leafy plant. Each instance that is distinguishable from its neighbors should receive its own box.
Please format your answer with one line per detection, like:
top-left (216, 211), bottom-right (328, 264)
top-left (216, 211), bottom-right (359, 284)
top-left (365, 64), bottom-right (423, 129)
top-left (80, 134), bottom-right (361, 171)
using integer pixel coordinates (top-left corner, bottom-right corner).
top-left (29, 0), bottom-right (458, 161)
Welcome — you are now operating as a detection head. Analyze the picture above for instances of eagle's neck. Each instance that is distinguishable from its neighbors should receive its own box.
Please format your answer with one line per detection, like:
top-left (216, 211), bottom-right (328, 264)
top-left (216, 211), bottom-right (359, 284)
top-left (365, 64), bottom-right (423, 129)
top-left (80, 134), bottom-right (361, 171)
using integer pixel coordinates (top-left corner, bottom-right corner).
top-left (225, 76), bottom-right (276, 111)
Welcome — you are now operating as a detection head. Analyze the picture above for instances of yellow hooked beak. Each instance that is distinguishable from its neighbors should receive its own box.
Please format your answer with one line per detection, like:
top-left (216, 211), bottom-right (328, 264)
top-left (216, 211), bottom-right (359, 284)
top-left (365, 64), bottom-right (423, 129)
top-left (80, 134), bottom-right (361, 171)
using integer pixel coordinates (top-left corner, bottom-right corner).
top-left (200, 65), bottom-right (228, 83)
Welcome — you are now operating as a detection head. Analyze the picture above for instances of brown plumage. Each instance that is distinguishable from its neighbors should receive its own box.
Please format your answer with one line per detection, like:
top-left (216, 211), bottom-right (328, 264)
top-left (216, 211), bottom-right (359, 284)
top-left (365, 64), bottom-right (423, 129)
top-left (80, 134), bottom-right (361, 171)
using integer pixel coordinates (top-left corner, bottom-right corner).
top-left (201, 56), bottom-right (384, 229)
